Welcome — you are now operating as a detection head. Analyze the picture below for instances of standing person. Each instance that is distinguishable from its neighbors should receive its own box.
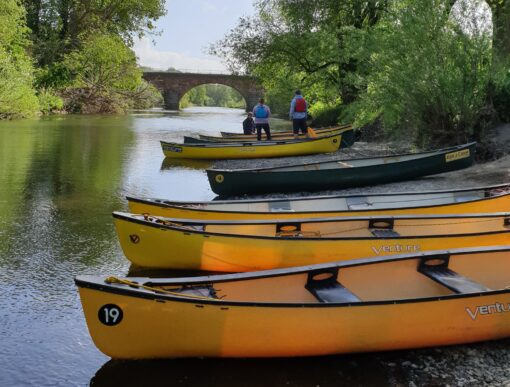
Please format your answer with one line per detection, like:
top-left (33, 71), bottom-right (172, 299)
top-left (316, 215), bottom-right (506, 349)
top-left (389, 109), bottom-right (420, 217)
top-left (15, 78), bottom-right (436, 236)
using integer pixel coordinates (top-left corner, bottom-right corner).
top-left (289, 90), bottom-right (308, 138)
top-left (253, 98), bottom-right (271, 141)
top-left (242, 112), bottom-right (255, 134)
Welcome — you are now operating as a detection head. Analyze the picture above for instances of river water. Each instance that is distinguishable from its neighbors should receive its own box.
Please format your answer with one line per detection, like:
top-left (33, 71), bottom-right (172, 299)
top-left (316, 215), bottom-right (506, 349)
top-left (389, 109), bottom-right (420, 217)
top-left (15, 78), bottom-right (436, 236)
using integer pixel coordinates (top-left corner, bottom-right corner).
top-left (1, 107), bottom-right (509, 386)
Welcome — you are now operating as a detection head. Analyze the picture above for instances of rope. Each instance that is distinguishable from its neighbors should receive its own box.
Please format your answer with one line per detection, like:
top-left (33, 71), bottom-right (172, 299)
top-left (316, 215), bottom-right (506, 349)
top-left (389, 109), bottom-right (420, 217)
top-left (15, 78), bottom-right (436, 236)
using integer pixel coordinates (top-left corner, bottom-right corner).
top-left (105, 276), bottom-right (216, 301)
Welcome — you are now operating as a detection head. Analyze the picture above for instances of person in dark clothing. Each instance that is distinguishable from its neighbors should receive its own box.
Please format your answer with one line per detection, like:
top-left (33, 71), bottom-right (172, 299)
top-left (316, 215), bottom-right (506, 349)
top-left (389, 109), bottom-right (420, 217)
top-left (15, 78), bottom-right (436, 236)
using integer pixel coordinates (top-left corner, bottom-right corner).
top-left (242, 112), bottom-right (255, 134)
top-left (253, 98), bottom-right (271, 141)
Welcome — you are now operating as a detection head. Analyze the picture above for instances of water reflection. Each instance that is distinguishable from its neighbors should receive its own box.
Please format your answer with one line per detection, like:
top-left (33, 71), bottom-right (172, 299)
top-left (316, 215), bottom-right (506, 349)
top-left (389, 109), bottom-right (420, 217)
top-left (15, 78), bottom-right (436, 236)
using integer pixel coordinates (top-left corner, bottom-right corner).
top-left (91, 355), bottom-right (393, 387)
top-left (160, 157), bottom-right (213, 171)
top-left (0, 108), bottom-right (283, 387)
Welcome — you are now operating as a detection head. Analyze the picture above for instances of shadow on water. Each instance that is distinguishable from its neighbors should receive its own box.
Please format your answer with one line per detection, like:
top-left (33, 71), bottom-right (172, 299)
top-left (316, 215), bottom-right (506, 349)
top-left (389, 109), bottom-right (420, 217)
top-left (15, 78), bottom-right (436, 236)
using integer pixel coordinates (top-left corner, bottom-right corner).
top-left (91, 354), bottom-right (397, 387)
top-left (160, 157), bottom-right (213, 171)
top-left (127, 265), bottom-right (221, 278)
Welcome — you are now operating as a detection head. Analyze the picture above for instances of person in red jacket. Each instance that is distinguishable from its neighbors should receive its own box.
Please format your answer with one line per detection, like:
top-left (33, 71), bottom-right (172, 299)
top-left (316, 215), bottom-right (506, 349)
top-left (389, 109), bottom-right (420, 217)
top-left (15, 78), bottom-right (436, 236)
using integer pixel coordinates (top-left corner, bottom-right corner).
top-left (289, 90), bottom-right (308, 138)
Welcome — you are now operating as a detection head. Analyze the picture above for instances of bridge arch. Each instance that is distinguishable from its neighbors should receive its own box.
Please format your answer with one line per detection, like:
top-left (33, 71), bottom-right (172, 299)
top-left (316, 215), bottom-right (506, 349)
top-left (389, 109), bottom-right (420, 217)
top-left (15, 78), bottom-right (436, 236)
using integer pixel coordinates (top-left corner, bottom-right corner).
top-left (143, 72), bottom-right (264, 112)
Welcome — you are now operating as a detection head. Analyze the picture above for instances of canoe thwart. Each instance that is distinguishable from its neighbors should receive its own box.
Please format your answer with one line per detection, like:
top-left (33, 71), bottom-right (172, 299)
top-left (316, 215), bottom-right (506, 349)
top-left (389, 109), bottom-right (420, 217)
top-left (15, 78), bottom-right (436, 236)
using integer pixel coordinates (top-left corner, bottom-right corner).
top-left (418, 256), bottom-right (491, 294)
top-left (305, 268), bottom-right (361, 303)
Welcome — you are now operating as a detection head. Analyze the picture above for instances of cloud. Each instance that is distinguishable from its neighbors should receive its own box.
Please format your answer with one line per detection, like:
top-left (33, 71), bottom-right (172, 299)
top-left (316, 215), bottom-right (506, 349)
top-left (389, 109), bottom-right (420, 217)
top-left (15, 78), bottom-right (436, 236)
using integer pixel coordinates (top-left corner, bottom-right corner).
top-left (133, 37), bottom-right (228, 72)
top-left (201, 0), bottom-right (218, 13)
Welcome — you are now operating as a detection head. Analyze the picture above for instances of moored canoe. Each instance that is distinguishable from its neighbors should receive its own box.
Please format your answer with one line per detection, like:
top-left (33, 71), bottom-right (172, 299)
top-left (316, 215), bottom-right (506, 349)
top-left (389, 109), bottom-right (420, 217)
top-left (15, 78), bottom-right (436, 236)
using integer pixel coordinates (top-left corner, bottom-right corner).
top-left (126, 183), bottom-right (510, 220)
top-left (76, 245), bottom-right (510, 359)
top-left (161, 132), bottom-right (342, 159)
top-left (112, 211), bottom-right (510, 271)
top-left (220, 124), bottom-right (352, 138)
top-left (206, 142), bottom-right (476, 195)
top-left (193, 126), bottom-right (353, 143)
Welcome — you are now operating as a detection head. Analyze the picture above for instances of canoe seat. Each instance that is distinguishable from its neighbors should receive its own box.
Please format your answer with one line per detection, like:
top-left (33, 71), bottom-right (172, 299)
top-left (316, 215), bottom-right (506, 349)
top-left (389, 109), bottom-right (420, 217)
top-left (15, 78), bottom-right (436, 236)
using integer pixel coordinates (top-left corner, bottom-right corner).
top-left (305, 268), bottom-right (361, 303)
top-left (418, 256), bottom-right (491, 294)
top-left (170, 284), bottom-right (219, 299)
top-left (346, 196), bottom-right (370, 210)
top-left (269, 201), bottom-right (292, 212)
top-left (371, 229), bottom-right (400, 237)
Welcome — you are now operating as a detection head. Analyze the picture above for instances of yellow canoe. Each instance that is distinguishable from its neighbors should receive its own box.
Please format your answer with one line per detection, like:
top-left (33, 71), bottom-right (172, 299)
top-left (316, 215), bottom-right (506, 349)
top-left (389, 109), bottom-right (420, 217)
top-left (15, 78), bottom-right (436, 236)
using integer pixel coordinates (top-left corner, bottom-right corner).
top-left (219, 124), bottom-right (352, 139)
top-left (113, 212), bottom-right (510, 271)
top-left (197, 125), bottom-right (351, 142)
top-left (127, 183), bottom-right (510, 220)
top-left (76, 245), bottom-right (510, 359)
top-left (161, 133), bottom-right (341, 159)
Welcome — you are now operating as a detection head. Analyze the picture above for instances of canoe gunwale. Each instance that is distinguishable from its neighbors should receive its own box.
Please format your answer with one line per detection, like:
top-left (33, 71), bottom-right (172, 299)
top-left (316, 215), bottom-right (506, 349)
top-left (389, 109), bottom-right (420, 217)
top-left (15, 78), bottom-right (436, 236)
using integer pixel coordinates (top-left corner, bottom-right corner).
top-left (112, 211), bottom-right (510, 241)
top-left (125, 184), bottom-right (510, 215)
top-left (75, 244), bottom-right (510, 307)
top-left (75, 278), bottom-right (510, 308)
top-left (127, 181), bottom-right (510, 205)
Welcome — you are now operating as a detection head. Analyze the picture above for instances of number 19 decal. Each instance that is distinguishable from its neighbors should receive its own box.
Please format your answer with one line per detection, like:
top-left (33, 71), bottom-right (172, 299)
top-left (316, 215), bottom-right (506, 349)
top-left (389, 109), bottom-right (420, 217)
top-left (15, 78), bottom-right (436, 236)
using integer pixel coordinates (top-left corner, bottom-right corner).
top-left (98, 304), bottom-right (123, 326)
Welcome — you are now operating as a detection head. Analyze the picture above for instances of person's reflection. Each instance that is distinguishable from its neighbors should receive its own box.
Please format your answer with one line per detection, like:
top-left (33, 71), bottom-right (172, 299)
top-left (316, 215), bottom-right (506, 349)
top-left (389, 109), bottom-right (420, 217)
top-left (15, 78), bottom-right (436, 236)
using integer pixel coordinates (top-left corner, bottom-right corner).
top-left (91, 355), bottom-right (390, 387)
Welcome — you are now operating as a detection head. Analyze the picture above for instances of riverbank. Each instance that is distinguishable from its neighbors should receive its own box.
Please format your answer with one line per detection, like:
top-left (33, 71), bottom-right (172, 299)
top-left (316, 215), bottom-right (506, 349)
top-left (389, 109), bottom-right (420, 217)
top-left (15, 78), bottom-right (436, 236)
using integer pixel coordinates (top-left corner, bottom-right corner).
top-left (211, 129), bottom-right (510, 386)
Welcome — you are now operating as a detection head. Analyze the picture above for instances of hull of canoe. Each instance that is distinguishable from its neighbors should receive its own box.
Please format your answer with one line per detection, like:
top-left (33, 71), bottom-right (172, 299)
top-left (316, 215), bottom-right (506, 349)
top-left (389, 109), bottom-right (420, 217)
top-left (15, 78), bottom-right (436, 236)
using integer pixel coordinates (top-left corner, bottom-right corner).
top-left (112, 213), bottom-right (510, 271)
top-left (76, 245), bottom-right (510, 358)
top-left (206, 143), bottom-right (476, 195)
top-left (77, 287), bottom-right (510, 359)
top-left (161, 134), bottom-right (341, 159)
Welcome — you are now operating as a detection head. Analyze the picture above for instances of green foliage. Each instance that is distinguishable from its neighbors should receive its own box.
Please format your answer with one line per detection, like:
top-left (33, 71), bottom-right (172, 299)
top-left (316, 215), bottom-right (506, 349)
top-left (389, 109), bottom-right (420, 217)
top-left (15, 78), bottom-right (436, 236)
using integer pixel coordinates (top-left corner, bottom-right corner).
top-left (37, 88), bottom-right (64, 115)
top-left (181, 85), bottom-right (245, 109)
top-left (211, 0), bottom-right (386, 115)
top-left (132, 80), bottom-right (163, 109)
top-left (62, 34), bottom-right (143, 113)
top-left (491, 59), bottom-right (510, 122)
top-left (0, 0), bottom-right (39, 119)
top-left (355, 0), bottom-right (492, 146)
top-left (23, 0), bottom-right (166, 67)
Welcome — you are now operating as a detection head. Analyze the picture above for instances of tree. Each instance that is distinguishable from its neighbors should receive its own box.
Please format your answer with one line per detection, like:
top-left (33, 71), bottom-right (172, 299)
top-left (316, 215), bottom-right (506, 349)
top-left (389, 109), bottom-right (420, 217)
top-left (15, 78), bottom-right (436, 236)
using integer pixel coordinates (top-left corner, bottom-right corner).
top-left (62, 34), bottom-right (144, 113)
top-left (0, 0), bottom-right (39, 119)
top-left (211, 0), bottom-right (387, 111)
top-left (356, 0), bottom-right (492, 146)
top-left (23, 0), bottom-right (166, 66)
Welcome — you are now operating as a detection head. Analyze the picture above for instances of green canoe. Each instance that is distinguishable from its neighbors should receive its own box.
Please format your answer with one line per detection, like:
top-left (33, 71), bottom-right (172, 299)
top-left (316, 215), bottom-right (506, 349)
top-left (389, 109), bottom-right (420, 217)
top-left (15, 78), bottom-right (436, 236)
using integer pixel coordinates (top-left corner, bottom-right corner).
top-left (206, 142), bottom-right (476, 196)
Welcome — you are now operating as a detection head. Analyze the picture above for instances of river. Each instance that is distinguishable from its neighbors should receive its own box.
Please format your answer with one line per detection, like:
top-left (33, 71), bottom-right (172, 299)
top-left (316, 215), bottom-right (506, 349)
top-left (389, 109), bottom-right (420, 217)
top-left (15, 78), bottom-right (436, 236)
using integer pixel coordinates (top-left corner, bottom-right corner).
top-left (1, 107), bottom-right (509, 386)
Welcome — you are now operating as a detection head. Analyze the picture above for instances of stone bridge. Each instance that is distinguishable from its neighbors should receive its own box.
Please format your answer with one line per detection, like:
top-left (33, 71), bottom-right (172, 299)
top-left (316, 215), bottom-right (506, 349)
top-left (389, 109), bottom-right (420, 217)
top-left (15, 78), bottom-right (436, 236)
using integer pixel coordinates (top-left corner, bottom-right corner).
top-left (142, 72), bottom-right (264, 112)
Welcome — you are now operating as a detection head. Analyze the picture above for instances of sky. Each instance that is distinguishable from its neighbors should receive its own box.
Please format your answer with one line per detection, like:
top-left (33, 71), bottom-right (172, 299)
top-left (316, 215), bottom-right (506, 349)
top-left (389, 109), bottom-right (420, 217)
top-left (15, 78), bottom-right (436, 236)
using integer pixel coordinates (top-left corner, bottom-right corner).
top-left (133, 0), bottom-right (255, 72)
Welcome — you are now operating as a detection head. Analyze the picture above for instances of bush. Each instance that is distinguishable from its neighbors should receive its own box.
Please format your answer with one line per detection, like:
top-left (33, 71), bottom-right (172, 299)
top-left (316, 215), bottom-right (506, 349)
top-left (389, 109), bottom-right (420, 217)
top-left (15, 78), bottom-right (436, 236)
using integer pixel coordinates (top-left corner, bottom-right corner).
top-left (308, 101), bottom-right (341, 127)
top-left (37, 88), bottom-right (64, 115)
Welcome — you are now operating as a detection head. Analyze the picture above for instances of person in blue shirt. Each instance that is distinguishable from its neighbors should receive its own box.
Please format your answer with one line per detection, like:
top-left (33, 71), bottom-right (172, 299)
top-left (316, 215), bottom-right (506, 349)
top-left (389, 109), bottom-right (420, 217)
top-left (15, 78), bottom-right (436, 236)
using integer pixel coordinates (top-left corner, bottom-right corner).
top-left (253, 98), bottom-right (271, 141)
top-left (289, 90), bottom-right (308, 138)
